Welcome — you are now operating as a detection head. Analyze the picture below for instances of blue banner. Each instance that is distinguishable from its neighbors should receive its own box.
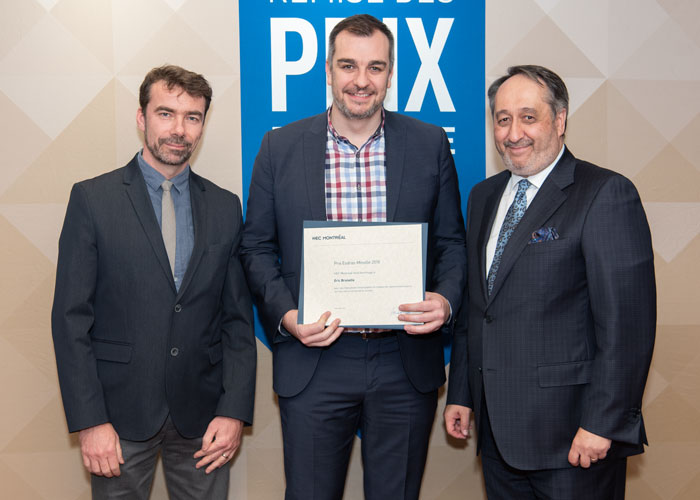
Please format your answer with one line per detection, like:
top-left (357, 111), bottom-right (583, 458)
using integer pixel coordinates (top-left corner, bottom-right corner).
top-left (239, 0), bottom-right (485, 351)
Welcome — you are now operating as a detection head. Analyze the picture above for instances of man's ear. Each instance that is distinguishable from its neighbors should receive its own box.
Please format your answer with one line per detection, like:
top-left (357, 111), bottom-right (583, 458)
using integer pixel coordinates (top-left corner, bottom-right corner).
top-left (136, 108), bottom-right (146, 133)
top-left (555, 108), bottom-right (567, 138)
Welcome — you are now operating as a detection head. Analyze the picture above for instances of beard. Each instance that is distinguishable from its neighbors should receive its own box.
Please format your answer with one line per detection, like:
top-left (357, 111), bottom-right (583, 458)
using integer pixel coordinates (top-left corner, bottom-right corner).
top-left (145, 134), bottom-right (194, 166)
top-left (499, 137), bottom-right (560, 177)
top-left (333, 85), bottom-right (384, 121)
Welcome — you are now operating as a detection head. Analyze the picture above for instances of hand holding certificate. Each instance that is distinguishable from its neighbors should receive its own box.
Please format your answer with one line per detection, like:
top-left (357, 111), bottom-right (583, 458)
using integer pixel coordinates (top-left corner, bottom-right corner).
top-left (299, 222), bottom-right (427, 328)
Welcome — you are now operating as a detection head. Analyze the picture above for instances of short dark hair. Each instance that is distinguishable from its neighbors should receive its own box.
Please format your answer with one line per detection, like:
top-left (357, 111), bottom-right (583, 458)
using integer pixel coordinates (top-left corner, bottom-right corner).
top-left (488, 65), bottom-right (569, 131)
top-left (328, 14), bottom-right (394, 71)
top-left (139, 65), bottom-right (213, 118)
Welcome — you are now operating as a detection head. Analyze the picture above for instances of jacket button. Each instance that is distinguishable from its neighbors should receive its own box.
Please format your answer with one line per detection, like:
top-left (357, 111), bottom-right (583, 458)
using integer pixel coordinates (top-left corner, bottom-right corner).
top-left (170, 347), bottom-right (179, 357)
top-left (174, 304), bottom-right (182, 313)
top-left (484, 315), bottom-right (493, 323)
top-left (478, 367), bottom-right (482, 372)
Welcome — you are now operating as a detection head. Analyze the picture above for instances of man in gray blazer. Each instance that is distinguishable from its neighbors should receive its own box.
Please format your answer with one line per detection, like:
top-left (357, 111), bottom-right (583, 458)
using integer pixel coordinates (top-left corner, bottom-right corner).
top-left (445, 65), bottom-right (656, 499)
top-left (52, 65), bottom-right (256, 499)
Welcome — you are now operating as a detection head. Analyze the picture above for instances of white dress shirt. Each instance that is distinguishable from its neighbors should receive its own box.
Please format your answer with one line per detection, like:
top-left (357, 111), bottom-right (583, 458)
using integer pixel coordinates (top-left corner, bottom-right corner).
top-left (485, 146), bottom-right (565, 278)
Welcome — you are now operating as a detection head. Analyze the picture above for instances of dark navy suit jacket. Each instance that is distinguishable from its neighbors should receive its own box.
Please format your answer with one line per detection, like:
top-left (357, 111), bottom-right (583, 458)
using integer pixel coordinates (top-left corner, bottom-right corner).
top-left (447, 148), bottom-right (656, 470)
top-left (241, 111), bottom-right (467, 397)
top-left (52, 156), bottom-right (257, 441)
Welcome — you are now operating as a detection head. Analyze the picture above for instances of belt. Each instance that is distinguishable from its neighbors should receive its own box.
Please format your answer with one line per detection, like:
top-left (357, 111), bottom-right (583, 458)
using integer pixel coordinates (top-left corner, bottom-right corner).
top-left (343, 330), bottom-right (396, 340)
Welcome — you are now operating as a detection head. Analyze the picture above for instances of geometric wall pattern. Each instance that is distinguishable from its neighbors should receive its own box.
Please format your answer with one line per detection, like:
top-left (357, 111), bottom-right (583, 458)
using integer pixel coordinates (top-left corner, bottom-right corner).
top-left (0, 0), bottom-right (698, 498)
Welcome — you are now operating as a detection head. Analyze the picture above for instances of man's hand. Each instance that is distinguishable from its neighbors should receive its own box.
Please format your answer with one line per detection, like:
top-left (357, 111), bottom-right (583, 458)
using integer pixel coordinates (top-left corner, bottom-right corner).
top-left (568, 427), bottom-right (612, 468)
top-left (444, 404), bottom-right (473, 440)
top-left (194, 417), bottom-right (244, 474)
top-left (282, 310), bottom-right (344, 347)
top-left (399, 292), bottom-right (450, 334)
top-left (78, 423), bottom-right (124, 477)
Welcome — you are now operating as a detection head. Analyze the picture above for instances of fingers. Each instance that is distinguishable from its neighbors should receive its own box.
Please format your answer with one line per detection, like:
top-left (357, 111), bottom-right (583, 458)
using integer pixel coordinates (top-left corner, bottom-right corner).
top-left (567, 447), bottom-right (580, 467)
top-left (106, 455), bottom-right (122, 477)
top-left (569, 427), bottom-right (611, 467)
top-left (79, 423), bottom-right (122, 477)
top-left (199, 426), bottom-right (216, 454)
top-left (297, 313), bottom-right (344, 347)
top-left (444, 405), bottom-right (471, 440)
top-left (399, 293), bottom-right (449, 335)
top-left (195, 417), bottom-right (244, 473)
top-left (196, 445), bottom-right (237, 474)
top-left (116, 440), bottom-right (125, 465)
top-left (403, 318), bottom-right (443, 335)
top-left (205, 450), bottom-right (233, 474)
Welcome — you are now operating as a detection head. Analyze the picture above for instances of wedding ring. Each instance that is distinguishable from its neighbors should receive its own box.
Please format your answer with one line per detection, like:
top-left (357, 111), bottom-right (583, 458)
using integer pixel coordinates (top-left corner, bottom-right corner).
top-left (222, 453), bottom-right (229, 459)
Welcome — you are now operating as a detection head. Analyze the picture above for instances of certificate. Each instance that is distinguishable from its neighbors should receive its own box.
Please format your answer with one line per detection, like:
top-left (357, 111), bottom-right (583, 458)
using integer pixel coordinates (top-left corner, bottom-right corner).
top-left (299, 221), bottom-right (427, 328)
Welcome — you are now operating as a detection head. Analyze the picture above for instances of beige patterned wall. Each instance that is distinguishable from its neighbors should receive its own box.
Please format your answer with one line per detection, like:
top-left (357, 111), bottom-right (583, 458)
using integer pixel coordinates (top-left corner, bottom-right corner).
top-left (0, 1), bottom-right (697, 498)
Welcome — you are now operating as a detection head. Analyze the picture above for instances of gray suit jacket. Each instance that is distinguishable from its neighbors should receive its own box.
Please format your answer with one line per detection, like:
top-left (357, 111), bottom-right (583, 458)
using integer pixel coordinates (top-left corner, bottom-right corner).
top-left (52, 155), bottom-right (257, 440)
top-left (447, 148), bottom-right (656, 470)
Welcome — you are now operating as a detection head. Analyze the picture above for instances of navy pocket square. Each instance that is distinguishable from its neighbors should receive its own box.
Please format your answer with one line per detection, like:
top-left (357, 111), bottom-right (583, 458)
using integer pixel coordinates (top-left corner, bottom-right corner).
top-left (529, 227), bottom-right (559, 244)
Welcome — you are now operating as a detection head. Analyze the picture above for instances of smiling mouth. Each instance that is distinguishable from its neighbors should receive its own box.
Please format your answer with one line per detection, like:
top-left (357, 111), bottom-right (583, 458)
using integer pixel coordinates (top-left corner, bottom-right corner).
top-left (505, 140), bottom-right (533, 148)
top-left (346, 89), bottom-right (373, 99)
top-left (160, 139), bottom-right (191, 150)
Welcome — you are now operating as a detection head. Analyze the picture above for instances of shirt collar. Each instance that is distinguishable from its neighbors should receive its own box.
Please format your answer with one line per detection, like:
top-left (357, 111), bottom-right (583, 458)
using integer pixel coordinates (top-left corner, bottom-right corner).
top-left (326, 107), bottom-right (385, 146)
top-left (137, 150), bottom-right (190, 193)
top-left (507, 145), bottom-right (565, 192)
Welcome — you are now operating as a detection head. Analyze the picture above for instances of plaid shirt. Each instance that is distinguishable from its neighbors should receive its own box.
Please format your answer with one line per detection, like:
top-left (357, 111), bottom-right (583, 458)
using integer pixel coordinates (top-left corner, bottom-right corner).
top-left (325, 108), bottom-right (387, 222)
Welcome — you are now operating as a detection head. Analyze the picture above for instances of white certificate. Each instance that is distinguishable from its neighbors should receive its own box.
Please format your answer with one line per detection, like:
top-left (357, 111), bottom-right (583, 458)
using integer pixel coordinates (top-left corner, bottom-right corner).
top-left (299, 221), bottom-right (427, 328)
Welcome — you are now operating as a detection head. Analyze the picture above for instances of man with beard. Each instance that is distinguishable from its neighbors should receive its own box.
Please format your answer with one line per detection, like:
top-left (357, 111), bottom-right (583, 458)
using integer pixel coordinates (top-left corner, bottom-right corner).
top-left (241, 14), bottom-right (466, 500)
top-left (52, 65), bottom-right (256, 499)
top-left (444, 65), bottom-right (656, 499)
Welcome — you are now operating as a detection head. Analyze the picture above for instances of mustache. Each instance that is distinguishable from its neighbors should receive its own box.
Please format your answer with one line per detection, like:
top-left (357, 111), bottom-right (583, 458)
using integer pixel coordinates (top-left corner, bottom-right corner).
top-left (159, 136), bottom-right (191, 148)
top-left (504, 139), bottom-right (533, 148)
top-left (345, 85), bottom-right (374, 95)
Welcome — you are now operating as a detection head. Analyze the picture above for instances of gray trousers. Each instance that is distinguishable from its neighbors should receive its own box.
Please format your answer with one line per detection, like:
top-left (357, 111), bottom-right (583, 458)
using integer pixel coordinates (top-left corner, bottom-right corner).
top-left (91, 416), bottom-right (230, 500)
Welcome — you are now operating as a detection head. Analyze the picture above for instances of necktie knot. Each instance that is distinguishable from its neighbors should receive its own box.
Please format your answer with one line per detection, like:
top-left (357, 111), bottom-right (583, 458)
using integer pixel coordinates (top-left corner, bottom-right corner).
top-left (161, 180), bottom-right (173, 193)
top-left (516, 178), bottom-right (530, 195)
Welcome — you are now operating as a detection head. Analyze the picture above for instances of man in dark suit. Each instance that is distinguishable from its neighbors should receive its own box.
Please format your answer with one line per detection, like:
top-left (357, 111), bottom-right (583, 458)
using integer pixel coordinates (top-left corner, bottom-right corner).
top-left (241, 14), bottom-right (466, 500)
top-left (52, 65), bottom-right (257, 499)
top-left (444, 65), bottom-right (656, 499)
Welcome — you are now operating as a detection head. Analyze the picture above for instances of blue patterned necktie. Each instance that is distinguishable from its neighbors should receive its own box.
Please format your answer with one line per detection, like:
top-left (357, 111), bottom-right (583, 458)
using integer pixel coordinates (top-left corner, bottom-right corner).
top-left (487, 179), bottom-right (531, 295)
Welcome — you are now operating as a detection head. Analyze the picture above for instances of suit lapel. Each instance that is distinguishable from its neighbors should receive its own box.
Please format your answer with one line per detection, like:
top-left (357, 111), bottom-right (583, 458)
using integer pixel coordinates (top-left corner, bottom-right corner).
top-left (176, 172), bottom-right (207, 299)
top-left (477, 173), bottom-right (509, 301)
top-left (123, 158), bottom-right (176, 292)
top-left (487, 149), bottom-right (575, 302)
top-left (384, 111), bottom-right (406, 222)
top-left (303, 113), bottom-right (330, 220)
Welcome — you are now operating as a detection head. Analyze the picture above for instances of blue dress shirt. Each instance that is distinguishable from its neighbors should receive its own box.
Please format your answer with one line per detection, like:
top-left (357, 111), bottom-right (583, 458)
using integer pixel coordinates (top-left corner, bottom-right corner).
top-left (137, 151), bottom-right (194, 291)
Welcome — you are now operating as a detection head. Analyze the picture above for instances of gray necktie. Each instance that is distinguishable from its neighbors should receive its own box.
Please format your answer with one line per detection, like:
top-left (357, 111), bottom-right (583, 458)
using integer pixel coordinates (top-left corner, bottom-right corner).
top-left (487, 179), bottom-right (530, 295)
top-left (161, 180), bottom-right (176, 276)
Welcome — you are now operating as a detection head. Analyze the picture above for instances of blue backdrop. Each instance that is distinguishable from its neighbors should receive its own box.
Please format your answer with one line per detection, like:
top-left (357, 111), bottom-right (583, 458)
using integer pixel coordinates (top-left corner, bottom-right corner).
top-left (238, 0), bottom-right (485, 357)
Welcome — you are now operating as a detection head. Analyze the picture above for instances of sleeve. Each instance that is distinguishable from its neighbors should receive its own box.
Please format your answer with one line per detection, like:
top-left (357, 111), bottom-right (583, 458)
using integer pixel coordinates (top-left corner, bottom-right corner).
top-left (428, 128), bottom-right (467, 325)
top-left (240, 131), bottom-right (297, 342)
top-left (579, 174), bottom-right (656, 445)
top-left (51, 183), bottom-right (110, 432)
top-left (446, 191), bottom-right (473, 408)
top-left (215, 194), bottom-right (258, 425)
